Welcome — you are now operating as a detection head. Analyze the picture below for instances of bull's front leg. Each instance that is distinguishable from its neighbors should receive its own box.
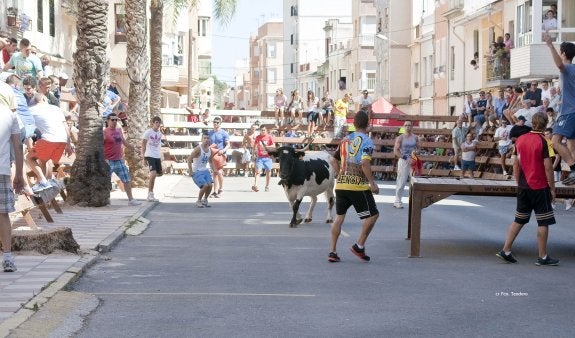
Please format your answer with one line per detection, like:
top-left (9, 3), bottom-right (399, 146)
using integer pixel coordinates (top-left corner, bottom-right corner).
top-left (290, 199), bottom-right (303, 227)
top-left (304, 196), bottom-right (317, 223)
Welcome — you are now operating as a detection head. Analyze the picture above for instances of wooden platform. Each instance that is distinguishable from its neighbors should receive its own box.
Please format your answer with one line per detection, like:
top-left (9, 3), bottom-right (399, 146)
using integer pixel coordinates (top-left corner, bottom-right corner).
top-left (407, 177), bottom-right (575, 257)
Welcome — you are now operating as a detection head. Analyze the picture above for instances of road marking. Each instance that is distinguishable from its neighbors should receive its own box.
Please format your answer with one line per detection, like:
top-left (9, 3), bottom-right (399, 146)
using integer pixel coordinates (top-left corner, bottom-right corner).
top-left (91, 292), bottom-right (315, 297)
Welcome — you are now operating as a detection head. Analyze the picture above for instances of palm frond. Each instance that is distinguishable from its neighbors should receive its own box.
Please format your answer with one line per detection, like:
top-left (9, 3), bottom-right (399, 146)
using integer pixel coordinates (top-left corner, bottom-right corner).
top-left (213, 0), bottom-right (237, 26)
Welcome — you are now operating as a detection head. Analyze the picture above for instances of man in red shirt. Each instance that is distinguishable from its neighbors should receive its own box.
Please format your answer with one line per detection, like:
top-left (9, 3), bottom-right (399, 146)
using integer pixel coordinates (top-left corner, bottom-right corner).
top-left (104, 113), bottom-right (141, 206)
top-left (497, 112), bottom-right (558, 266)
top-left (1, 38), bottom-right (17, 66)
top-left (251, 125), bottom-right (275, 192)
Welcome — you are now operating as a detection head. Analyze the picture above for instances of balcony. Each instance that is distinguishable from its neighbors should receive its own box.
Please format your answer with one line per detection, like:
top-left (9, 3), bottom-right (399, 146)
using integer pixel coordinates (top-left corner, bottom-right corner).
top-left (509, 43), bottom-right (560, 80)
top-left (442, 0), bottom-right (464, 18)
top-left (359, 34), bottom-right (374, 47)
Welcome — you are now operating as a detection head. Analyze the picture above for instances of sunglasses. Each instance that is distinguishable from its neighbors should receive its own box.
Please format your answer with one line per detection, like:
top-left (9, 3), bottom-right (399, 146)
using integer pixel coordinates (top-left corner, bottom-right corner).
top-left (213, 121), bottom-right (221, 124)
top-left (109, 118), bottom-right (119, 121)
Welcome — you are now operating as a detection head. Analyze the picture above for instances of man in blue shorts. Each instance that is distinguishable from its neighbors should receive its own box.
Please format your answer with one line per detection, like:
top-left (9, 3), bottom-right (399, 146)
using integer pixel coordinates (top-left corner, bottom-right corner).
top-left (329, 110), bottom-right (379, 262)
top-left (545, 33), bottom-right (575, 185)
top-left (103, 114), bottom-right (141, 206)
top-left (188, 131), bottom-right (213, 208)
top-left (252, 125), bottom-right (275, 192)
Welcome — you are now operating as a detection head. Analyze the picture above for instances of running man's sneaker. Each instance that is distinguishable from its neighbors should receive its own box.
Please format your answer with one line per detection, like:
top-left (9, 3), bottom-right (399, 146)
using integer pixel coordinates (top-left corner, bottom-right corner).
top-left (328, 252), bottom-right (340, 263)
top-left (195, 200), bottom-right (204, 208)
top-left (566, 199), bottom-right (573, 211)
top-left (202, 199), bottom-right (211, 207)
top-left (128, 199), bottom-right (142, 206)
top-left (350, 244), bottom-right (370, 262)
top-left (496, 250), bottom-right (517, 264)
top-left (2, 260), bottom-right (17, 272)
top-left (147, 192), bottom-right (159, 202)
top-left (393, 202), bottom-right (403, 209)
top-left (535, 256), bottom-right (559, 266)
top-left (562, 171), bottom-right (575, 185)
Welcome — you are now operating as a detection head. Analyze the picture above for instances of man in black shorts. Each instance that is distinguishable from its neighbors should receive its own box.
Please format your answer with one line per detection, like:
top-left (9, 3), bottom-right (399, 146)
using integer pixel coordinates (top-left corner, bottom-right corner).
top-left (329, 110), bottom-right (379, 262)
top-left (496, 112), bottom-right (559, 266)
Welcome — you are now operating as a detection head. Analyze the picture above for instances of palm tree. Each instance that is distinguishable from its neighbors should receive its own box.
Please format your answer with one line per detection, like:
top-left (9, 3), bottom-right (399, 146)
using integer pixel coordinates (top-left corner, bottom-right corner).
top-left (148, 0), bottom-right (237, 118)
top-left (123, 0), bottom-right (150, 186)
top-left (66, 0), bottom-right (111, 207)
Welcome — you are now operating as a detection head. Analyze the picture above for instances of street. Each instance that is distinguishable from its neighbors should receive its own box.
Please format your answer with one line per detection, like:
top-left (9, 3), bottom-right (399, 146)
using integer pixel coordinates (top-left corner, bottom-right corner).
top-left (16, 175), bottom-right (575, 337)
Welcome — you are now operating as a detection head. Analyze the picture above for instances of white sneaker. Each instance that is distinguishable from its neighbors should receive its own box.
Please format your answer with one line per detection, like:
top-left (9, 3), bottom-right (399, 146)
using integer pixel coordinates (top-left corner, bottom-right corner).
top-left (566, 199), bottom-right (573, 211)
top-left (454, 165), bottom-right (461, 170)
top-left (393, 202), bottom-right (404, 209)
top-left (551, 202), bottom-right (556, 210)
top-left (128, 199), bottom-right (142, 206)
top-left (147, 192), bottom-right (159, 202)
top-left (503, 170), bottom-right (508, 176)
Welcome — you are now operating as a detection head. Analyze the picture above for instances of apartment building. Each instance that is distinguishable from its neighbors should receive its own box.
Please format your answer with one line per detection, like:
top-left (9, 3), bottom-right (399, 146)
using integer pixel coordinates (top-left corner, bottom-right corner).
top-left (375, 0), bottom-right (573, 117)
top-left (247, 20), bottom-right (283, 110)
top-left (282, 0), bottom-right (351, 97)
top-left (347, 0), bottom-right (377, 100)
top-left (320, 18), bottom-right (353, 98)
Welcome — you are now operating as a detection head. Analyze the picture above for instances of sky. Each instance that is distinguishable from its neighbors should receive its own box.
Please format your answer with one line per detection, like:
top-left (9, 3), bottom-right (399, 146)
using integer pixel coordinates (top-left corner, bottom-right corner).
top-left (212, 0), bottom-right (283, 87)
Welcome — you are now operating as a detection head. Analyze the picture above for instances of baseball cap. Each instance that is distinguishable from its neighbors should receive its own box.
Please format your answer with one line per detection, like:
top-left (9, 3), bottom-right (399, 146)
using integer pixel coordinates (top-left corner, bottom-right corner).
top-left (59, 72), bottom-right (69, 80)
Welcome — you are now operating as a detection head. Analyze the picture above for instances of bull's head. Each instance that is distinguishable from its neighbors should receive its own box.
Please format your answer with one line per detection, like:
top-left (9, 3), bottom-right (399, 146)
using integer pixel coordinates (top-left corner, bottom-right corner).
top-left (274, 146), bottom-right (305, 181)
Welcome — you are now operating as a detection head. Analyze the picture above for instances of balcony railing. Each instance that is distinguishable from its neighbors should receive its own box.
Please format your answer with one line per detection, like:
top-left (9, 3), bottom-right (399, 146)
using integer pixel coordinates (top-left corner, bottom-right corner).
top-left (359, 34), bottom-right (375, 47)
top-left (449, 0), bottom-right (464, 10)
top-left (486, 54), bottom-right (510, 82)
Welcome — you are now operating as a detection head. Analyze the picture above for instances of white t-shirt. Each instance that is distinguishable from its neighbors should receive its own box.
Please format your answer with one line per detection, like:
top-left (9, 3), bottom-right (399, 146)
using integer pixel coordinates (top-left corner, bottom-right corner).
top-left (143, 128), bottom-right (162, 158)
top-left (461, 139), bottom-right (478, 161)
top-left (0, 107), bottom-right (20, 175)
top-left (30, 103), bottom-right (68, 143)
top-left (514, 107), bottom-right (537, 127)
top-left (494, 125), bottom-right (512, 147)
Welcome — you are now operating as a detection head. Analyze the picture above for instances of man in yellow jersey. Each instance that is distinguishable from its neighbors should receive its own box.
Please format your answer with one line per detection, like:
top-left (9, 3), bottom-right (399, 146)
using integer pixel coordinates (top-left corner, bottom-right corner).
top-left (329, 110), bottom-right (379, 262)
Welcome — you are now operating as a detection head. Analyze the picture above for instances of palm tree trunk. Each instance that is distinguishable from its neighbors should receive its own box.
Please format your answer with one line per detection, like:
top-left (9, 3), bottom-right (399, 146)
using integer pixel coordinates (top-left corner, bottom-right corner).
top-left (124, 0), bottom-right (150, 187)
top-left (150, 0), bottom-right (163, 117)
top-left (66, 0), bottom-right (111, 207)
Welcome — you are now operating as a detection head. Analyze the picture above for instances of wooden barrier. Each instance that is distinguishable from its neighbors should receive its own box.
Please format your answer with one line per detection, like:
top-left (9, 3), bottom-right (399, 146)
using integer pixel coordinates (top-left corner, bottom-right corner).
top-left (407, 177), bottom-right (575, 257)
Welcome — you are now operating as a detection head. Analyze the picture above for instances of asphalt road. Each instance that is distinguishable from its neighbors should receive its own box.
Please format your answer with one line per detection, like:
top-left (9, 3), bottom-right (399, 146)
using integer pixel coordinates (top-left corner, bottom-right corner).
top-left (68, 176), bottom-right (575, 337)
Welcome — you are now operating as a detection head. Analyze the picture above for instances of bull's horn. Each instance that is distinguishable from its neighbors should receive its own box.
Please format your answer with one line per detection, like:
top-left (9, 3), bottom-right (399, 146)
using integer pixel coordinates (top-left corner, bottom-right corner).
top-left (299, 136), bottom-right (314, 152)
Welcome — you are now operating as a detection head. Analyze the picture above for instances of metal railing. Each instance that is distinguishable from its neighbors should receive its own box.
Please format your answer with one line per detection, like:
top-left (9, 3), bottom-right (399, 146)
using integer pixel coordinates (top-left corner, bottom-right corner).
top-left (486, 54), bottom-right (510, 81)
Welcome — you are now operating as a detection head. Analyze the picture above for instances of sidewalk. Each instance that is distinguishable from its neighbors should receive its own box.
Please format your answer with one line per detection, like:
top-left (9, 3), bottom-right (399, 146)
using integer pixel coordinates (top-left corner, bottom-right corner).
top-left (0, 174), bottom-right (184, 335)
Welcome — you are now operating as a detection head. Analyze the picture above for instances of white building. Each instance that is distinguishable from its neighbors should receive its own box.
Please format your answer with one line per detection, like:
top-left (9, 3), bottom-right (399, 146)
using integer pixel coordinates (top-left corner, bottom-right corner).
top-left (282, 0), bottom-right (351, 96)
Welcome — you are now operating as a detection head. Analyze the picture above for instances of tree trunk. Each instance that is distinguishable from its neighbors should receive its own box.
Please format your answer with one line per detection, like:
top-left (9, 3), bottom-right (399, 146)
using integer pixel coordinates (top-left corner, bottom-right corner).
top-left (150, 0), bottom-right (163, 118)
top-left (124, 0), bottom-right (150, 187)
top-left (66, 0), bottom-right (111, 207)
top-left (12, 227), bottom-right (80, 255)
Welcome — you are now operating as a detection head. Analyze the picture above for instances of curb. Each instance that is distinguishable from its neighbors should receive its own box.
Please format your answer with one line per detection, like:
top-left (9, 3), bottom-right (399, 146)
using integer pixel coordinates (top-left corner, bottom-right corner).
top-left (0, 201), bottom-right (158, 337)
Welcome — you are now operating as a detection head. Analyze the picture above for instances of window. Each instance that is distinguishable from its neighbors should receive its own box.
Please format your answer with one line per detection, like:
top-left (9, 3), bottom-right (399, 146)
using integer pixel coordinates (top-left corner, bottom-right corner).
top-left (290, 5), bottom-right (298, 16)
top-left (267, 69), bottom-right (277, 84)
top-left (473, 30), bottom-right (479, 56)
top-left (37, 0), bottom-right (43, 33)
top-left (253, 69), bottom-right (260, 80)
top-left (198, 17), bottom-right (209, 37)
top-left (267, 43), bottom-right (276, 58)
top-left (114, 4), bottom-right (127, 44)
top-left (414, 62), bottom-right (420, 87)
top-left (290, 34), bottom-right (294, 45)
top-left (423, 57), bottom-right (427, 85)
top-left (290, 63), bottom-right (294, 74)
top-left (49, 0), bottom-right (55, 37)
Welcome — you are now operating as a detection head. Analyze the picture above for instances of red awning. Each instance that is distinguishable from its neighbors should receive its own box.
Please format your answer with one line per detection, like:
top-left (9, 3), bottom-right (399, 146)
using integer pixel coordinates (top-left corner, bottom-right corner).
top-left (370, 97), bottom-right (414, 127)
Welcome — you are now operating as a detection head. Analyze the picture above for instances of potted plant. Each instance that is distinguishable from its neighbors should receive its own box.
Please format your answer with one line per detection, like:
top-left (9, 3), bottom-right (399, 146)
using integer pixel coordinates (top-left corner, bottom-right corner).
top-left (7, 7), bottom-right (18, 27)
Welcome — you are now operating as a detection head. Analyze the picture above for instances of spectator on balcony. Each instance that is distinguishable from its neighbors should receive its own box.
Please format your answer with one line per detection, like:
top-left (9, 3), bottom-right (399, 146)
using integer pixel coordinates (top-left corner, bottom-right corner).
top-left (305, 90), bottom-right (319, 136)
top-left (504, 33), bottom-right (514, 52)
top-left (287, 89), bottom-right (303, 126)
top-left (273, 88), bottom-right (287, 128)
top-left (524, 81), bottom-right (543, 107)
top-left (320, 91), bottom-right (334, 128)
top-left (542, 10), bottom-right (558, 32)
